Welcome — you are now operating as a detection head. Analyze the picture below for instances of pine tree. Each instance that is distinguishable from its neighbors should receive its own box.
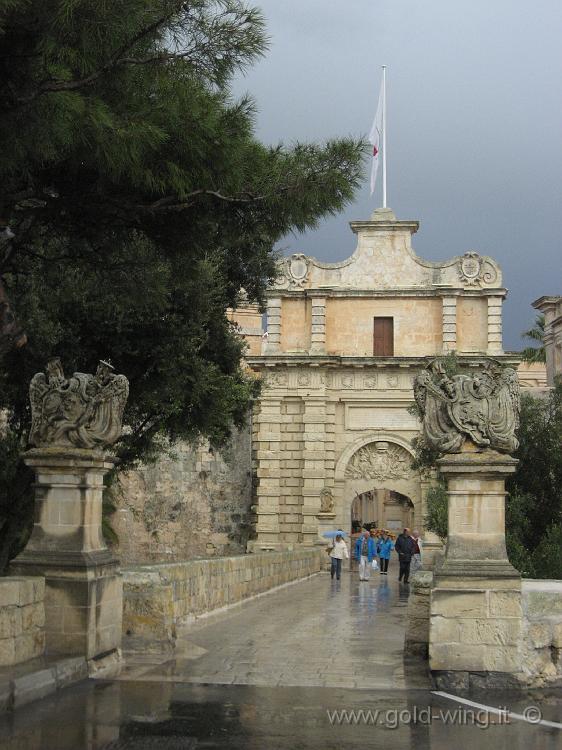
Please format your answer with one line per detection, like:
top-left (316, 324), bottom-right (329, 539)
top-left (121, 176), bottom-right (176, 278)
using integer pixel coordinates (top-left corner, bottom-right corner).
top-left (0, 0), bottom-right (366, 567)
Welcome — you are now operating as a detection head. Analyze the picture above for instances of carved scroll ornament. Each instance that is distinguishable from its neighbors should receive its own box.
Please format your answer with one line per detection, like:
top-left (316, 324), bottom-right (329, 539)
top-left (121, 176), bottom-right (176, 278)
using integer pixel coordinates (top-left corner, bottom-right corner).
top-left (29, 358), bottom-right (129, 450)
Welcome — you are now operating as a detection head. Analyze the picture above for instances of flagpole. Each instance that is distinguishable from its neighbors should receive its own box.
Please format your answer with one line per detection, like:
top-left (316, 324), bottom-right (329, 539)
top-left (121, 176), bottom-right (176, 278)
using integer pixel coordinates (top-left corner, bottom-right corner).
top-left (382, 65), bottom-right (387, 208)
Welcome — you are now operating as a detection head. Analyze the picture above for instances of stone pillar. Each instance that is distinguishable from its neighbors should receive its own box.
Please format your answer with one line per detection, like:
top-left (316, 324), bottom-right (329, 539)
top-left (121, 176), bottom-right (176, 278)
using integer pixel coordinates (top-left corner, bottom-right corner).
top-left (487, 295), bottom-right (503, 355)
top-left (310, 295), bottom-right (327, 354)
top-left (264, 296), bottom-right (282, 353)
top-left (11, 448), bottom-right (122, 661)
top-left (301, 396), bottom-right (327, 546)
top-left (441, 295), bottom-right (457, 353)
top-left (9, 358), bottom-right (128, 666)
top-left (533, 296), bottom-right (562, 386)
top-left (429, 448), bottom-right (523, 688)
top-left (252, 396), bottom-right (282, 549)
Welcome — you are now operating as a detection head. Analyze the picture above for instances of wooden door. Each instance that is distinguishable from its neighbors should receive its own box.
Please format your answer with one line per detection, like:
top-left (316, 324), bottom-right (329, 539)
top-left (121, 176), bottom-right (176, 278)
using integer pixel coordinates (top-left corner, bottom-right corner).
top-left (373, 317), bottom-right (393, 356)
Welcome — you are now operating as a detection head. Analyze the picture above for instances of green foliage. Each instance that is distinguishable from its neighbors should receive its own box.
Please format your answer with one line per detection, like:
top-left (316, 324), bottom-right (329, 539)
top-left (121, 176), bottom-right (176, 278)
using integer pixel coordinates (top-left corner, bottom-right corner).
top-left (423, 481), bottom-right (448, 540)
top-left (0, 0), bottom-right (366, 567)
top-left (529, 523), bottom-right (562, 580)
top-left (521, 314), bottom-right (546, 364)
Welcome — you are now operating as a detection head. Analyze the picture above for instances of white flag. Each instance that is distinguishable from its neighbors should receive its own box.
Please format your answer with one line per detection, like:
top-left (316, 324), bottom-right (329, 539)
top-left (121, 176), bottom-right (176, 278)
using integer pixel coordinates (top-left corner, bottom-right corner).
top-left (369, 80), bottom-right (384, 196)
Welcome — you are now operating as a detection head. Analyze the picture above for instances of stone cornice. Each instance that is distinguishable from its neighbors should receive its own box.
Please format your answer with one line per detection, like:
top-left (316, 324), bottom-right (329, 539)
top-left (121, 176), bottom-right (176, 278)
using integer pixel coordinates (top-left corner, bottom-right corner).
top-left (349, 219), bottom-right (420, 235)
top-left (532, 295), bottom-right (562, 311)
top-left (247, 354), bottom-right (519, 370)
top-left (265, 287), bottom-right (507, 299)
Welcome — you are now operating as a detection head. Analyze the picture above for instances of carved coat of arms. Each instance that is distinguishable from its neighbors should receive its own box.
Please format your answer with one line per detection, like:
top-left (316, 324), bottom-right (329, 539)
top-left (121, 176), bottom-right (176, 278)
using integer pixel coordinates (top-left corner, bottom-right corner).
top-left (29, 358), bottom-right (129, 450)
top-left (413, 359), bottom-right (520, 454)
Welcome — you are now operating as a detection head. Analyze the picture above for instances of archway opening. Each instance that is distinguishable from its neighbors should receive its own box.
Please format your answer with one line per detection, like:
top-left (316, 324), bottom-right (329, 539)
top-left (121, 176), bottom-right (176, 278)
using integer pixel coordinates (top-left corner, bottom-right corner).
top-left (350, 487), bottom-right (415, 534)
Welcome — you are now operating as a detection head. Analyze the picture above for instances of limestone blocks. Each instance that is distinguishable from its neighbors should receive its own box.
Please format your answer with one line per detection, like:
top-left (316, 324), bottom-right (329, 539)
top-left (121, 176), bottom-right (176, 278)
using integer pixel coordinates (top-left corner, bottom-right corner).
top-left (0, 577), bottom-right (45, 666)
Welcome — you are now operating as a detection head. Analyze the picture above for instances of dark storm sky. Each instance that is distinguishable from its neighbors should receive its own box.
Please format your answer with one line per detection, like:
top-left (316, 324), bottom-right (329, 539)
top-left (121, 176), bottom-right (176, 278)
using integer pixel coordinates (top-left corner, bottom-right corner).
top-left (232, 0), bottom-right (562, 351)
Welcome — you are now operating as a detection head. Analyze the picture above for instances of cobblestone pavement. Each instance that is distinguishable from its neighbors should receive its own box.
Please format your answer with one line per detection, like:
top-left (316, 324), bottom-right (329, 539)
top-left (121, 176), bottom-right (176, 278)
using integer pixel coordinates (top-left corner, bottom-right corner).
top-left (117, 568), bottom-right (430, 690)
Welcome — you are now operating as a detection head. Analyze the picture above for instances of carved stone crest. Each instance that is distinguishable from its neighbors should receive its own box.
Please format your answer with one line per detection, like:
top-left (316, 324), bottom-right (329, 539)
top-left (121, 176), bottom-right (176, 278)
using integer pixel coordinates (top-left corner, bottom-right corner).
top-left (413, 358), bottom-right (520, 454)
top-left (341, 374), bottom-right (354, 389)
top-left (364, 374), bottom-right (378, 389)
top-left (345, 442), bottom-right (413, 481)
top-left (285, 253), bottom-right (309, 288)
top-left (458, 252), bottom-right (498, 287)
top-left (29, 358), bottom-right (129, 450)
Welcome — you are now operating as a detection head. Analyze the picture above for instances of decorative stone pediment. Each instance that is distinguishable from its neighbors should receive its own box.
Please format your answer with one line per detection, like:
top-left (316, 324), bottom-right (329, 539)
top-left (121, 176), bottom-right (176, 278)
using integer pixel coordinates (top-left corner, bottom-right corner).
top-left (268, 209), bottom-right (503, 292)
top-left (345, 441), bottom-right (413, 481)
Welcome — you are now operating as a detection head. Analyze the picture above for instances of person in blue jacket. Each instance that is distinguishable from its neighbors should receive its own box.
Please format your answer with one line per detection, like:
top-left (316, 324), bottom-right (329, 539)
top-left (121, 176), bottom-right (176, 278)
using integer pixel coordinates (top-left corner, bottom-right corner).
top-left (354, 530), bottom-right (377, 581)
top-left (377, 530), bottom-right (394, 575)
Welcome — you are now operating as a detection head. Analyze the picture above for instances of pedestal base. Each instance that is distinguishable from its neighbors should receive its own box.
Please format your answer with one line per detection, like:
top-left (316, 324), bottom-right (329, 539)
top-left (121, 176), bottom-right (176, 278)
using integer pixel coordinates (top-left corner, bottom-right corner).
top-left (430, 576), bottom-right (523, 677)
top-left (429, 449), bottom-right (523, 679)
top-left (10, 448), bottom-right (122, 660)
top-left (12, 553), bottom-right (122, 659)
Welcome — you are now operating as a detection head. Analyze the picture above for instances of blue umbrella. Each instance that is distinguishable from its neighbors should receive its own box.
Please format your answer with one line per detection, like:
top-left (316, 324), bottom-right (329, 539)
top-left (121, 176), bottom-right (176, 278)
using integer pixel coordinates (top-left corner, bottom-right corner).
top-left (322, 529), bottom-right (348, 539)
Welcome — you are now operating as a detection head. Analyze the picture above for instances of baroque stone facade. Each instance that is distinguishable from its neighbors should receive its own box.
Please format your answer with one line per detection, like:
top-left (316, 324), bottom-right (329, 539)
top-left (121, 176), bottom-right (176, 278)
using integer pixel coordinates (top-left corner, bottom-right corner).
top-left (247, 207), bottom-right (516, 551)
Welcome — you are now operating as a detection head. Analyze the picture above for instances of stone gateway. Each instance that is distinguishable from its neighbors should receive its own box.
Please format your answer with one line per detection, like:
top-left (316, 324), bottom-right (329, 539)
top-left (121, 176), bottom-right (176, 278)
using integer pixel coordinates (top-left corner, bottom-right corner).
top-left (247, 207), bottom-right (515, 556)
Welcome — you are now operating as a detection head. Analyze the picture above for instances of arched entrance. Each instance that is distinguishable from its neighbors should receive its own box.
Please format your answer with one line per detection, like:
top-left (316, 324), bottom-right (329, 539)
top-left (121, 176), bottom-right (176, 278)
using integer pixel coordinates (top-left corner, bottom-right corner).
top-left (351, 488), bottom-right (415, 533)
top-left (330, 433), bottom-right (423, 539)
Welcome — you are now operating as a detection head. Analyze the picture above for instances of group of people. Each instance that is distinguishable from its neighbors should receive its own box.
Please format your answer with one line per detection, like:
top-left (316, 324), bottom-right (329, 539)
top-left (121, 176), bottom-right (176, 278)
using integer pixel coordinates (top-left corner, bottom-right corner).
top-left (328, 527), bottom-right (422, 584)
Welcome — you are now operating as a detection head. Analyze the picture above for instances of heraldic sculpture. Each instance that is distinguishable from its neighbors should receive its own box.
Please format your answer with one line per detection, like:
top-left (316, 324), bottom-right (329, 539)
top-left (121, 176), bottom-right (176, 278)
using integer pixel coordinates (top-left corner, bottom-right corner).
top-left (29, 357), bottom-right (129, 450)
top-left (413, 358), bottom-right (520, 455)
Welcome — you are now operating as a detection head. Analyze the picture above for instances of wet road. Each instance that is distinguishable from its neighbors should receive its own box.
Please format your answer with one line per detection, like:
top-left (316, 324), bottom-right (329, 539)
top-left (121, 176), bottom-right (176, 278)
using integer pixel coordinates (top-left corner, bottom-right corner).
top-left (118, 568), bottom-right (428, 690)
top-left (0, 568), bottom-right (561, 749)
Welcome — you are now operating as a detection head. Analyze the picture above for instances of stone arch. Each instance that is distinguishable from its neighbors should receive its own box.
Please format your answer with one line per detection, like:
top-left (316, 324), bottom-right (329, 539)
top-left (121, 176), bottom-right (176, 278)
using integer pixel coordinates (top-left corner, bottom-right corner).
top-left (333, 433), bottom-right (423, 533)
top-left (334, 432), bottom-right (416, 481)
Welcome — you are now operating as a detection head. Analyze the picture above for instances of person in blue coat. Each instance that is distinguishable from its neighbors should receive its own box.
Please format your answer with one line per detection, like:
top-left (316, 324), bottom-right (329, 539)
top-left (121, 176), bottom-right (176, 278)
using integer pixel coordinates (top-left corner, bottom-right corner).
top-left (354, 530), bottom-right (377, 581)
top-left (377, 531), bottom-right (394, 575)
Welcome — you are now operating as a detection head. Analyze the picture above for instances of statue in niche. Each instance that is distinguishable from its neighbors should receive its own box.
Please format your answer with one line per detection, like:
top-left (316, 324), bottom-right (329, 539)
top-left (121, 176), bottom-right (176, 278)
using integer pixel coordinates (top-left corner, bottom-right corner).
top-left (319, 488), bottom-right (335, 514)
top-left (413, 358), bottom-right (519, 454)
top-left (29, 358), bottom-right (129, 450)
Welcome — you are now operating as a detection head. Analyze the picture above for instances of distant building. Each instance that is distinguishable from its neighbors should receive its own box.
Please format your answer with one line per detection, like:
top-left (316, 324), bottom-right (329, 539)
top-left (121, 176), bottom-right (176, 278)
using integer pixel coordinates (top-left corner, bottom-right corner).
top-left (246, 207), bottom-right (517, 552)
top-left (533, 295), bottom-right (562, 385)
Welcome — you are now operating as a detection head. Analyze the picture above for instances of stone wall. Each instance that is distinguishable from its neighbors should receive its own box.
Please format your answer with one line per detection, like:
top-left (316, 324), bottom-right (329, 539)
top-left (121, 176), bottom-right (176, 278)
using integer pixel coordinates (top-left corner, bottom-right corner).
top-left (111, 423), bottom-right (254, 564)
top-left (0, 578), bottom-right (44, 666)
top-left (520, 579), bottom-right (562, 686)
top-left (122, 548), bottom-right (323, 653)
top-left (407, 574), bottom-right (562, 689)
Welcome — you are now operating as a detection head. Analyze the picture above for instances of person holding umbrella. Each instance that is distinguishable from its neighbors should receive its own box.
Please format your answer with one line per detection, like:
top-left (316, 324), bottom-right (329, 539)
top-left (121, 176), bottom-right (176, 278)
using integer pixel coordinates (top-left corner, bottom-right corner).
top-left (328, 533), bottom-right (349, 580)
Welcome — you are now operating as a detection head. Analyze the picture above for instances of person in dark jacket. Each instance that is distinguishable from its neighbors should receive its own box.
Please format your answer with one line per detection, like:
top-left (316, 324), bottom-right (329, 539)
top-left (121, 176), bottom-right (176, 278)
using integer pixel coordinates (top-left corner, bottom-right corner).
top-left (394, 528), bottom-right (415, 583)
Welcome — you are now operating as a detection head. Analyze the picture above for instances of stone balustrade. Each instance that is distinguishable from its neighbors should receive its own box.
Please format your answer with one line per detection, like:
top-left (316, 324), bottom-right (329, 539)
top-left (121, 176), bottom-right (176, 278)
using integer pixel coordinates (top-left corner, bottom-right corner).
top-left (122, 549), bottom-right (324, 653)
top-left (0, 577), bottom-right (45, 666)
